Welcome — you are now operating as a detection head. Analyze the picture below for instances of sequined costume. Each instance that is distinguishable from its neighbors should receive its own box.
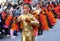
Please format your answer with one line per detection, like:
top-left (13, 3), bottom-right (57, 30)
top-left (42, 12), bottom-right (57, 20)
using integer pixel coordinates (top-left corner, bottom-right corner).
top-left (18, 13), bottom-right (39, 41)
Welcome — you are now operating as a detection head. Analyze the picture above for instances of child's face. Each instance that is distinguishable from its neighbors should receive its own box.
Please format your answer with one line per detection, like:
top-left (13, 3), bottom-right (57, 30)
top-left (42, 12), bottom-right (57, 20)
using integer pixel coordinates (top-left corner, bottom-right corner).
top-left (23, 5), bottom-right (30, 14)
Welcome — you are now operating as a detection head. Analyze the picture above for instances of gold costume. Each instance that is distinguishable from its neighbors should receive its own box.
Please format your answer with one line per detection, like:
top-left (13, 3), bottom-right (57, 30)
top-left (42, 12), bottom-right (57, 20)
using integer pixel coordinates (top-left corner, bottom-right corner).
top-left (18, 13), bottom-right (39, 41)
top-left (33, 10), bottom-right (41, 15)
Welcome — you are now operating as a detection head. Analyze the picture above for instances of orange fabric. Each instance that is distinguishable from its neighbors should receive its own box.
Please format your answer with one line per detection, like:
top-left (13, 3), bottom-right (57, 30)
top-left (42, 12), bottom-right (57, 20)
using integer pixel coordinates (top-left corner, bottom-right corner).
top-left (44, 8), bottom-right (49, 14)
top-left (2, 11), bottom-right (6, 20)
top-left (5, 15), bottom-right (13, 26)
top-left (33, 13), bottom-right (39, 20)
top-left (39, 14), bottom-right (49, 30)
top-left (54, 6), bottom-right (60, 19)
top-left (11, 23), bottom-right (18, 30)
top-left (44, 8), bottom-right (56, 26)
top-left (11, 17), bottom-right (19, 31)
top-left (45, 11), bottom-right (56, 25)
top-left (54, 6), bottom-right (60, 12)
top-left (48, 11), bottom-right (56, 25)
top-left (54, 6), bottom-right (60, 15)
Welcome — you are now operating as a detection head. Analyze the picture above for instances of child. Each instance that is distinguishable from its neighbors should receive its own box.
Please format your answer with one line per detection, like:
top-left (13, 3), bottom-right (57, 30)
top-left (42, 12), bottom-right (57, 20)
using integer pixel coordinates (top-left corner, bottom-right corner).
top-left (4, 13), bottom-right (13, 36)
top-left (10, 16), bottom-right (18, 38)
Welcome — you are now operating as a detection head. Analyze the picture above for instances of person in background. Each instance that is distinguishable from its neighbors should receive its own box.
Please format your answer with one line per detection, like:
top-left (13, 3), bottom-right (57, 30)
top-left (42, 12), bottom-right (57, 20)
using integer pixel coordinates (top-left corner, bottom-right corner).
top-left (4, 10), bottom-right (13, 37)
top-left (10, 16), bottom-right (18, 38)
top-left (0, 13), bottom-right (3, 38)
top-left (0, 5), bottom-right (4, 38)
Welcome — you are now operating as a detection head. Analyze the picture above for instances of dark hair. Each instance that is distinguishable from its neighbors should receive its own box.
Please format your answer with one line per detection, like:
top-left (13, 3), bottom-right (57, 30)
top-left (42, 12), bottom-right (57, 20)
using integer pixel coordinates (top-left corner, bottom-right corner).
top-left (23, 3), bottom-right (32, 10)
top-left (13, 4), bottom-right (18, 9)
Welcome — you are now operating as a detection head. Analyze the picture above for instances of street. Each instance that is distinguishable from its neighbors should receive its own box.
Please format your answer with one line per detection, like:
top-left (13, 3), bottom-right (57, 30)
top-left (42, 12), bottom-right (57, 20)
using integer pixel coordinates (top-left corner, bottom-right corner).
top-left (0, 19), bottom-right (60, 41)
